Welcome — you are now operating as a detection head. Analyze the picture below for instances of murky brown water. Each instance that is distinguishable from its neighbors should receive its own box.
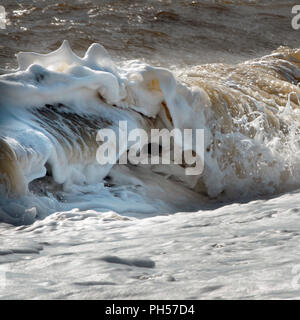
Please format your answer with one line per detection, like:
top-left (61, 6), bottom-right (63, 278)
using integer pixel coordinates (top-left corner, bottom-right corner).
top-left (0, 0), bottom-right (299, 69)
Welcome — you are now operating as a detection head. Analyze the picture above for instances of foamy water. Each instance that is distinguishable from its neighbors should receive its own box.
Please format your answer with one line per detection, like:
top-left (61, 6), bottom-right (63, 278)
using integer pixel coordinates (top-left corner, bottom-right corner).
top-left (2, 40), bottom-right (300, 223)
top-left (1, 0), bottom-right (300, 300)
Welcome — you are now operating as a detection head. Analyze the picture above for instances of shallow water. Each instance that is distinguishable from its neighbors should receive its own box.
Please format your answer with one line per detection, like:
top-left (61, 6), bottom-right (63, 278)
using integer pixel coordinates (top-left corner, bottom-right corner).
top-left (0, 0), bottom-right (299, 69)
top-left (1, 0), bottom-right (300, 300)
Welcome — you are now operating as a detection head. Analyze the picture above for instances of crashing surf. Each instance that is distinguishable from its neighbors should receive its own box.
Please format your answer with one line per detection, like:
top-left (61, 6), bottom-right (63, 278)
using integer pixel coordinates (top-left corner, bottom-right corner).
top-left (1, 41), bottom-right (300, 224)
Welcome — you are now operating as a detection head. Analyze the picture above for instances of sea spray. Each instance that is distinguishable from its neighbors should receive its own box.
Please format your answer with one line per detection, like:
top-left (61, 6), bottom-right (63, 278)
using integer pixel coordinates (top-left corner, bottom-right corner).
top-left (1, 42), bottom-right (300, 224)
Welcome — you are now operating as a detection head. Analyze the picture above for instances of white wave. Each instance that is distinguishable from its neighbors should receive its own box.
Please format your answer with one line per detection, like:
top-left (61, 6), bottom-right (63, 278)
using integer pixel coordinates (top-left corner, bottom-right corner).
top-left (1, 42), bottom-right (300, 224)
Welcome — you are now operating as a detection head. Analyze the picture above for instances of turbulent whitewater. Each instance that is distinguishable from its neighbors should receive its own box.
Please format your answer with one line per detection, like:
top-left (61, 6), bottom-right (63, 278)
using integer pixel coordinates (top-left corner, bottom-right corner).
top-left (1, 42), bottom-right (300, 225)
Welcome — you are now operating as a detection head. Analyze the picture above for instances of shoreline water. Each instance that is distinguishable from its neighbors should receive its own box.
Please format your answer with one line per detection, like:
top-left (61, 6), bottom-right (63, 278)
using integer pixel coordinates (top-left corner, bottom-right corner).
top-left (1, 1), bottom-right (300, 300)
top-left (0, 0), bottom-right (299, 70)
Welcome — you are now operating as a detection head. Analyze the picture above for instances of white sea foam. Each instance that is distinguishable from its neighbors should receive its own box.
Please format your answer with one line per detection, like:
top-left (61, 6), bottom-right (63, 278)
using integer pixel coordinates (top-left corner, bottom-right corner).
top-left (1, 1), bottom-right (300, 301)
top-left (1, 42), bottom-right (300, 225)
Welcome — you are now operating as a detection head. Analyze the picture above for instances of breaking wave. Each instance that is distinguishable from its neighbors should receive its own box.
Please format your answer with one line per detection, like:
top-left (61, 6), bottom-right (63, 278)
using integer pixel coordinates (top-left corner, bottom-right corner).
top-left (1, 41), bottom-right (300, 224)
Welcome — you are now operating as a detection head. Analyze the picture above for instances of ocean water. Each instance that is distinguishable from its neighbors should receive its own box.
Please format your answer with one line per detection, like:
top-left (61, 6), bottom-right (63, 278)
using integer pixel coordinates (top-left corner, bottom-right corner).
top-left (1, 0), bottom-right (300, 299)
